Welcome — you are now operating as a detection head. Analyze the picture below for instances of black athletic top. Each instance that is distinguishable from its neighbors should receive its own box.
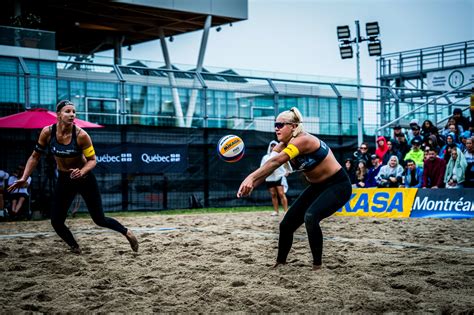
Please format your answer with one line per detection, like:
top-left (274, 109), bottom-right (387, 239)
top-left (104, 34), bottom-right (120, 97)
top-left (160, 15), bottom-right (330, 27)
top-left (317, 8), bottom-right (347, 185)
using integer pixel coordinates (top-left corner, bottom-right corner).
top-left (50, 124), bottom-right (82, 158)
top-left (290, 139), bottom-right (329, 172)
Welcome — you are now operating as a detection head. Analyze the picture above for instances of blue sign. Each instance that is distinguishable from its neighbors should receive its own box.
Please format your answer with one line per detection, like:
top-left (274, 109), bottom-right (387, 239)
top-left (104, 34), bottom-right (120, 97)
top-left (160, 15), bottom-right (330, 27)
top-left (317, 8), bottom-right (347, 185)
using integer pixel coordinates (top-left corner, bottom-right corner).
top-left (94, 143), bottom-right (188, 174)
top-left (410, 189), bottom-right (474, 219)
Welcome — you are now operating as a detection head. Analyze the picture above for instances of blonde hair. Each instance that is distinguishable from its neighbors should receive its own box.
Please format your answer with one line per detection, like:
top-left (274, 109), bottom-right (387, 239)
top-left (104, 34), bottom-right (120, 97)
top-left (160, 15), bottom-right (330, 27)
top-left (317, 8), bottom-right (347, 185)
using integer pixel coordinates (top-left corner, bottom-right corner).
top-left (277, 107), bottom-right (304, 137)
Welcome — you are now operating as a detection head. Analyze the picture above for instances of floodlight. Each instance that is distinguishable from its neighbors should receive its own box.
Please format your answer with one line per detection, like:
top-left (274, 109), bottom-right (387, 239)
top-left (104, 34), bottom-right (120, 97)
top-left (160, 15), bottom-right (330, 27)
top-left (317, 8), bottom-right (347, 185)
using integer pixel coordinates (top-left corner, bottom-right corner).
top-left (339, 45), bottom-right (353, 59)
top-left (366, 22), bottom-right (380, 37)
top-left (337, 25), bottom-right (351, 40)
top-left (368, 41), bottom-right (382, 56)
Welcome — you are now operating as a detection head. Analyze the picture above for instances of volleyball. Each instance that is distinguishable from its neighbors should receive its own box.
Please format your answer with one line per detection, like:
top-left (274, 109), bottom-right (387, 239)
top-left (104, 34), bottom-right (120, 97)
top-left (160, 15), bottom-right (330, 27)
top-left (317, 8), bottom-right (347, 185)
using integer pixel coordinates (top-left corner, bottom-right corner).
top-left (217, 135), bottom-right (245, 162)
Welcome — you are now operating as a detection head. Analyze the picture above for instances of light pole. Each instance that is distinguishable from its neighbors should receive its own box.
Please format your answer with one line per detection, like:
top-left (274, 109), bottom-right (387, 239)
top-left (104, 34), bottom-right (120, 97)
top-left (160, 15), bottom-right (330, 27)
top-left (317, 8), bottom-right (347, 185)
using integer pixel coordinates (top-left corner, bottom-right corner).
top-left (337, 21), bottom-right (382, 147)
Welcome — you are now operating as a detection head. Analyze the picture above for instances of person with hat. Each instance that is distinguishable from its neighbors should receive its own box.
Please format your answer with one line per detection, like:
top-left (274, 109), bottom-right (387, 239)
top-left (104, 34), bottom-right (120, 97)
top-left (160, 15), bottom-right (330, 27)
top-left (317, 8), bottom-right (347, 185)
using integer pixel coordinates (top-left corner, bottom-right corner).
top-left (406, 119), bottom-right (419, 143)
top-left (365, 154), bottom-right (383, 188)
top-left (392, 125), bottom-right (404, 138)
top-left (404, 137), bottom-right (424, 168)
top-left (395, 132), bottom-right (410, 158)
top-left (408, 123), bottom-right (422, 146)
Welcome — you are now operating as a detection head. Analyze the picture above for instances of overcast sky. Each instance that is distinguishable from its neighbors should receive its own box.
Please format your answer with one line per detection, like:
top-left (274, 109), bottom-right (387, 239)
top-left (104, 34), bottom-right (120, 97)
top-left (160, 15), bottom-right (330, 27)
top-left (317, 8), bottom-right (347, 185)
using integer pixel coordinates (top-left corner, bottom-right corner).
top-left (105, 0), bottom-right (473, 86)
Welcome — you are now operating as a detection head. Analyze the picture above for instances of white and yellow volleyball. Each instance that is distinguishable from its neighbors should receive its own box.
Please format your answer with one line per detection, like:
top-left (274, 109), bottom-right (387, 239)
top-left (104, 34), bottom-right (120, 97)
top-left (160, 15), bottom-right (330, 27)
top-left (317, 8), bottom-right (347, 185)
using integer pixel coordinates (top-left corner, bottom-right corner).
top-left (217, 135), bottom-right (245, 163)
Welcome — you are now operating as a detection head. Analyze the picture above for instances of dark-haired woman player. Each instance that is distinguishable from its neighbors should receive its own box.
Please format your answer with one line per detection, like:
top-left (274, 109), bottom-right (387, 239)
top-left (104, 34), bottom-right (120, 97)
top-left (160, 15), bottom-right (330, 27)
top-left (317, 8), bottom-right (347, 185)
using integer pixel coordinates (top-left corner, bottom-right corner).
top-left (8, 100), bottom-right (138, 254)
top-left (237, 107), bottom-right (351, 270)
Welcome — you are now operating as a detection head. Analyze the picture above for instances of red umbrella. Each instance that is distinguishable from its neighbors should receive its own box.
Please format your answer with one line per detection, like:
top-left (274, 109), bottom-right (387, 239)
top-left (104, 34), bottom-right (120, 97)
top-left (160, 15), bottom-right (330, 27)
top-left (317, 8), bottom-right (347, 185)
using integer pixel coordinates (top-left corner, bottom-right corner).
top-left (0, 108), bottom-right (103, 129)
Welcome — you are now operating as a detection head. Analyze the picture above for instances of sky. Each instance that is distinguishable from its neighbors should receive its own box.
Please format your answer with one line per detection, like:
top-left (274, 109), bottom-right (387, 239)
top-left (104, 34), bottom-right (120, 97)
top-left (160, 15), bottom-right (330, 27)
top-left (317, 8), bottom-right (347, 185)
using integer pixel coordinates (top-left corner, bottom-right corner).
top-left (105, 0), bottom-right (473, 87)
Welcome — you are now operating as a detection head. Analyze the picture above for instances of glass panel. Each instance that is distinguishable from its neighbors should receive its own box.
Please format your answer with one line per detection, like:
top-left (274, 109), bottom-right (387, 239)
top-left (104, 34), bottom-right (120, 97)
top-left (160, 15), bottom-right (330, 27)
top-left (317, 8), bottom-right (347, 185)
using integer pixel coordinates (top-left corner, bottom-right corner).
top-left (87, 98), bottom-right (118, 125)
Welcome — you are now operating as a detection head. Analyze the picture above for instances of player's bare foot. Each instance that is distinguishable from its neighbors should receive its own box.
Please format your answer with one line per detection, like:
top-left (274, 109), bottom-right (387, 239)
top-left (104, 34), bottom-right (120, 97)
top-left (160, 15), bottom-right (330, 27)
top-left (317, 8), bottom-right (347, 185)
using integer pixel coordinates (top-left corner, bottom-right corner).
top-left (272, 262), bottom-right (286, 269)
top-left (312, 264), bottom-right (322, 271)
top-left (70, 246), bottom-right (82, 254)
top-left (126, 229), bottom-right (139, 252)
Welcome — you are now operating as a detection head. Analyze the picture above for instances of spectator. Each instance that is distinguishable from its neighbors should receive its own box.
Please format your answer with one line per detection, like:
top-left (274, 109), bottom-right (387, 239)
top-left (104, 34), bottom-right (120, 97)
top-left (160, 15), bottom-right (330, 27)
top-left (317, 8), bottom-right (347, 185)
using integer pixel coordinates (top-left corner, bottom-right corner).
top-left (439, 134), bottom-right (458, 159)
top-left (7, 165), bottom-right (31, 216)
top-left (452, 108), bottom-right (470, 132)
top-left (421, 119), bottom-right (436, 140)
top-left (392, 125), bottom-right (405, 144)
top-left (375, 155), bottom-right (404, 188)
top-left (444, 147), bottom-right (467, 189)
top-left (404, 137), bottom-right (424, 168)
top-left (375, 136), bottom-right (388, 161)
top-left (260, 140), bottom-right (291, 216)
top-left (0, 169), bottom-right (9, 214)
top-left (459, 130), bottom-right (472, 152)
top-left (365, 154), bottom-right (383, 188)
top-left (344, 157), bottom-right (357, 185)
top-left (463, 137), bottom-right (474, 188)
top-left (425, 134), bottom-right (441, 155)
top-left (431, 127), bottom-right (445, 147)
top-left (382, 139), bottom-right (402, 166)
top-left (403, 159), bottom-right (423, 188)
top-left (408, 124), bottom-right (422, 145)
top-left (407, 119), bottom-right (420, 143)
top-left (423, 146), bottom-right (431, 163)
top-left (353, 160), bottom-right (368, 188)
top-left (442, 118), bottom-right (463, 139)
top-left (395, 132), bottom-right (410, 159)
top-left (353, 142), bottom-right (370, 165)
top-left (423, 147), bottom-right (447, 189)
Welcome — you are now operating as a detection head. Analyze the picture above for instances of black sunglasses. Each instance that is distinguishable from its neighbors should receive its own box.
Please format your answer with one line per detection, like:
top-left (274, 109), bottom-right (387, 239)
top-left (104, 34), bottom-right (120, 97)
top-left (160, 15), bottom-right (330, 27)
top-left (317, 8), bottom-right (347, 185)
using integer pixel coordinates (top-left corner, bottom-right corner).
top-left (274, 122), bottom-right (292, 129)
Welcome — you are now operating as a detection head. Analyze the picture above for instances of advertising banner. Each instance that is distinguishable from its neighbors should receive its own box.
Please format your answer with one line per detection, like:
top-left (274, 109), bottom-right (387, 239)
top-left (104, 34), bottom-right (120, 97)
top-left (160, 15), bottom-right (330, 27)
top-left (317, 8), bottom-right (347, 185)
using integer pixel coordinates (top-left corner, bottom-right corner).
top-left (94, 143), bottom-right (188, 174)
top-left (410, 189), bottom-right (474, 219)
top-left (426, 67), bottom-right (474, 91)
top-left (336, 188), bottom-right (417, 218)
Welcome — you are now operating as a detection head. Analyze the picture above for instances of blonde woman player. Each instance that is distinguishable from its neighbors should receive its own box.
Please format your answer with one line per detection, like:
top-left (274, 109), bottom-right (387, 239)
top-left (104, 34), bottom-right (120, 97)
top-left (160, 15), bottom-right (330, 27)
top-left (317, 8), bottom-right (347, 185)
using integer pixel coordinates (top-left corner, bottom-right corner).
top-left (8, 100), bottom-right (138, 254)
top-left (237, 107), bottom-right (352, 270)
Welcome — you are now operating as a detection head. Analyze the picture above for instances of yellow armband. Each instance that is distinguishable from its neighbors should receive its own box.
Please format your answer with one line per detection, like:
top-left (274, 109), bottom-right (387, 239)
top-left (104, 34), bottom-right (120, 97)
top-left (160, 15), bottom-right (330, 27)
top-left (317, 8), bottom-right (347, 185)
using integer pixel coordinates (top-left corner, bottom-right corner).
top-left (282, 144), bottom-right (300, 159)
top-left (83, 145), bottom-right (95, 157)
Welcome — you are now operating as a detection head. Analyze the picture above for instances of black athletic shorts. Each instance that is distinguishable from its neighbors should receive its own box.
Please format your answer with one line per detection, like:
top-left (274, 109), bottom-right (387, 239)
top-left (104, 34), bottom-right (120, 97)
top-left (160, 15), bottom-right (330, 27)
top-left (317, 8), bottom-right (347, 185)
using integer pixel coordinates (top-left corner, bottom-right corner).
top-left (266, 178), bottom-right (282, 189)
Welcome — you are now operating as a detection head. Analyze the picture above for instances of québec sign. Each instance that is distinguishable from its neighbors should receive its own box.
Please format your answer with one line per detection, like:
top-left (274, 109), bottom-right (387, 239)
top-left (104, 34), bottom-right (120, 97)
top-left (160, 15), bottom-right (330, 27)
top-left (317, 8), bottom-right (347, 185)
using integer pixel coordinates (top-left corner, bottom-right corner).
top-left (94, 143), bottom-right (187, 174)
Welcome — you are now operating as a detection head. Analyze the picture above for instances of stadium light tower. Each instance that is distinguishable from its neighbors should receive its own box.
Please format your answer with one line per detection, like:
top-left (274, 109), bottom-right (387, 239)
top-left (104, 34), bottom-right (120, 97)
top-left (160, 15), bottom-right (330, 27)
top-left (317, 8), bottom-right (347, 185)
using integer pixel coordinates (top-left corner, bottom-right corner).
top-left (337, 21), bottom-right (381, 146)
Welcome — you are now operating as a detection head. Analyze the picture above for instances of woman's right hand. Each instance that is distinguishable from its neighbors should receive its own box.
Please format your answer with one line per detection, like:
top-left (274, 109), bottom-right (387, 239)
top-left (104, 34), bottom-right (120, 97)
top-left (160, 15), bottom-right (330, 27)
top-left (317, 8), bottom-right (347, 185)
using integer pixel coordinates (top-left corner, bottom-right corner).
top-left (237, 176), bottom-right (255, 198)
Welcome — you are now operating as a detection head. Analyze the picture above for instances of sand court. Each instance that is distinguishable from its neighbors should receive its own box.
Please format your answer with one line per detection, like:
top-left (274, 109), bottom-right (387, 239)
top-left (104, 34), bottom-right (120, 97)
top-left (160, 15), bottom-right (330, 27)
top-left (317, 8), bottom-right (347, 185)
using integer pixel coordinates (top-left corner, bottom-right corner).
top-left (0, 212), bottom-right (473, 313)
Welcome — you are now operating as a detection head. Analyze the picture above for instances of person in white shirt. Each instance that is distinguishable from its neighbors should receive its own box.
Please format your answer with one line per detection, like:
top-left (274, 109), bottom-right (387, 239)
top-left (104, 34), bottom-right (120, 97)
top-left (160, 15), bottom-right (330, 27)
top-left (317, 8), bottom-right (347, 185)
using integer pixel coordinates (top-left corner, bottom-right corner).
top-left (260, 140), bottom-right (292, 216)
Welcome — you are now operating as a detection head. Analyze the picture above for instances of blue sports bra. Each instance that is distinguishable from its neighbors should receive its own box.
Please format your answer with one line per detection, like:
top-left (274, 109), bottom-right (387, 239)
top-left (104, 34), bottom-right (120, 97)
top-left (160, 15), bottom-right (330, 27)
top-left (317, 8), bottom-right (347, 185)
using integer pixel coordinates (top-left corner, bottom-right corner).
top-left (49, 124), bottom-right (82, 158)
top-left (289, 140), bottom-right (329, 172)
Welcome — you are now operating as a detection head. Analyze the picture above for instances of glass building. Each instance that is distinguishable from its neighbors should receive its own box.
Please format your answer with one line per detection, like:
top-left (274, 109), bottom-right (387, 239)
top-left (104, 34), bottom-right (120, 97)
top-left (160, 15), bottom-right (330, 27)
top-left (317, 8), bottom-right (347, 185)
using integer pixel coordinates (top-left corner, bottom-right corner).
top-left (0, 27), bottom-right (362, 137)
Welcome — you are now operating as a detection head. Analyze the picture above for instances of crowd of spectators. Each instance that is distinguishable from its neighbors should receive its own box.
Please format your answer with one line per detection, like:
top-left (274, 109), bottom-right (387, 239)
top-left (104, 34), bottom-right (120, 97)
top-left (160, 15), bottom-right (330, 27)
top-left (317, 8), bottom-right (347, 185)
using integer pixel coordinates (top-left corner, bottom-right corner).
top-left (345, 107), bottom-right (474, 189)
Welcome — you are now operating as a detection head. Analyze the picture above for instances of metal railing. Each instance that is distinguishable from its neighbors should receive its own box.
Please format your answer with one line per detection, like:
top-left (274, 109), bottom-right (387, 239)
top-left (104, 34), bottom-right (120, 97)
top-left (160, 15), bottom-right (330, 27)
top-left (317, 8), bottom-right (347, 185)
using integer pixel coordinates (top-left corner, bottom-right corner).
top-left (375, 80), bottom-right (473, 138)
top-left (379, 41), bottom-right (474, 77)
top-left (0, 25), bottom-right (55, 50)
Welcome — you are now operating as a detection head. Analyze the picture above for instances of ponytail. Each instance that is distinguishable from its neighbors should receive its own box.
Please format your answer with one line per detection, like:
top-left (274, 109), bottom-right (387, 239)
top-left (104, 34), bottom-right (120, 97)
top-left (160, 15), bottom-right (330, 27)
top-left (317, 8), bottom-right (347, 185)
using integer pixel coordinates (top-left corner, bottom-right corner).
top-left (289, 107), bottom-right (304, 137)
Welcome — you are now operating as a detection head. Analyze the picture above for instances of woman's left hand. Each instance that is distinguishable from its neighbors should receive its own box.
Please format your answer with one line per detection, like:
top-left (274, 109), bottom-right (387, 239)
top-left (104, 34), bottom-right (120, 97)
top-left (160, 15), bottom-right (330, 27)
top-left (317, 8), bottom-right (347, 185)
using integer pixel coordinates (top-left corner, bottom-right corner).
top-left (69, 168), bottom-right (84, 179)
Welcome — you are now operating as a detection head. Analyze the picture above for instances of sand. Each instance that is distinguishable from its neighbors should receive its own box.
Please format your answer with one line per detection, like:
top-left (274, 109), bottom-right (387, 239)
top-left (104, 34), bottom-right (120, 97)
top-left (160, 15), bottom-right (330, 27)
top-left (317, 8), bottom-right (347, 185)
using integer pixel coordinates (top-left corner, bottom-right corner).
top-left (0, 212), bottom-right (473, 313)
